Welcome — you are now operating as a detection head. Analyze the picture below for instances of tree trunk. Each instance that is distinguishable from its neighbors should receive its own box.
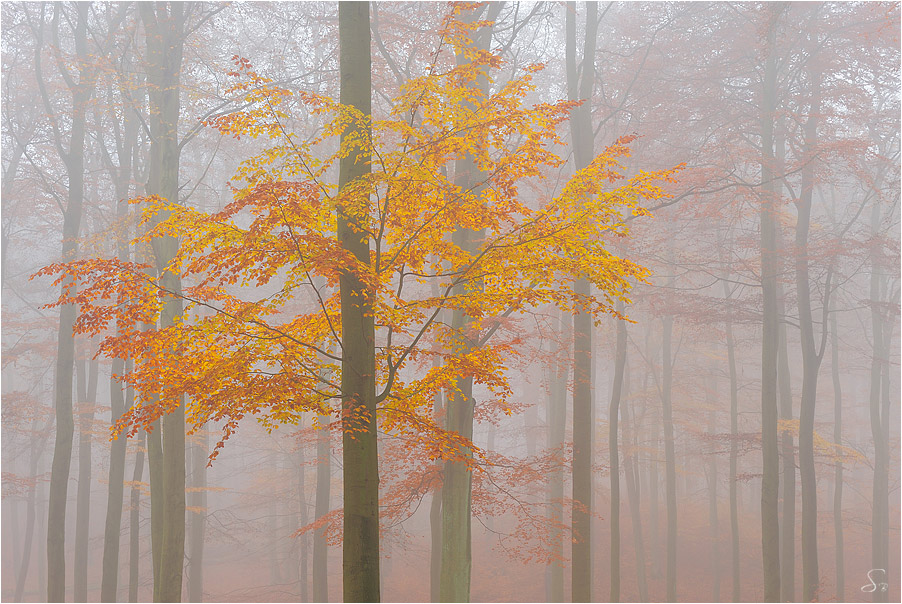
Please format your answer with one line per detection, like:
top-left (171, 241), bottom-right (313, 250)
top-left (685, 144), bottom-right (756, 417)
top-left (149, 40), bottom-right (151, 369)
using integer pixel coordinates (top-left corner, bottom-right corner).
top-left (297, 426), bottom-right (309, 602)
top-left (129, 427), bottom-right (144, 603)
top-left (661, 316), bottom-right (677, 602)
top-left (868, 202), bottom-right (889, 604)
top-left (15, 417), bottom-right (50, 603)
top-left (430, 380), bottom-right (443, 603)
top-left (313, 412), bottom-right (330, 602)
top-left (758, 6), bottom-right (784, 600)
top-left (565, 4), bottom-right (599, 599)
top-left (139, 4), bottom-right (189, 600)
top-left (724, 279), bottom-right (741, 603)
top-left (546, 308), bottom-right (569, 603)
top-left (609, 300), bottom-right (627, 602)
top-left (776, 279), bottom-right (796, 603)
top-left (42, 5), bottom-right (94, 599)
top-left (621, 357), bottom-right (648, 602)
top-left (74, 356), bottom-right (99, 602)
top-left (187, 430), bottom-right (206, 602)
top-left (337, 4), bottom-right (379, 600)
top-left (439, 6), bottom-right (499, 601)
top-left (830, 312), bottom-right (844, 602)
top-left (796, 63), bottom-right (823, 604)
top-left (707, 385), bottom-right (721, 602)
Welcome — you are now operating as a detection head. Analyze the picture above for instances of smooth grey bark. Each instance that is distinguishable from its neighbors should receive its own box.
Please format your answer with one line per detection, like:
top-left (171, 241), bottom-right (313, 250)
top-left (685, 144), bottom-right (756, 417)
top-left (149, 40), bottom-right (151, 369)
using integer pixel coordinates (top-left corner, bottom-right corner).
top-left (609, 300), bottom-right (627, 602)
top-left (758, 6), bottom-right (784, 600)
top-left (14, 417), bottom-right (52, 603)
top-left (139, 3), bottom-right (190, 600)
top-left (296, 426), bottom-right (308, 602)
top-left (795, 59), bottom-right (825, 603)
top-left (830, 312), bottom-right (844, 602)
top-left (707, 385), bottom-right (721, 602)
top-left (776, 278), bottom-right (796, 604)
top-left (187, 430), bottom-right (207, 602)
top-left (74, 355), bottom-right (99, 602)
top-left (621, 357), bottom-right (647, 602)
top-left (313, 412), bottom-right (330, 602)
top-left (100, 90), bottom-right (138, 602)
top-left (36, 4), bottom-right (96, 598)
top-left (661, 315), bottom-right (677, 602)
top-left (129, 426), bottom-right (144, 603)
top-left (337, 4), bottom-right (379, 600)
top-left (439, 5), bottom-right (499, 601)
top-left (429, 380), bottom-right (443, 603)
top-left (565, 4), bottom-right (599, 600)
top-left (868, 201), bottom-right (892, 604)
top-left (545, 308), bottom-right (569, 603)
top-left (723, 278), bottom-right (741, 603)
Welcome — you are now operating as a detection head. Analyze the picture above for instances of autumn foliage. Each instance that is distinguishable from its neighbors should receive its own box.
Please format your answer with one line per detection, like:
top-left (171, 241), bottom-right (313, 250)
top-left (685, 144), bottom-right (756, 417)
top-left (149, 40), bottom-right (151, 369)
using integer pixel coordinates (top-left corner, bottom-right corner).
top-left (34, 22), bottom-right (681, 493)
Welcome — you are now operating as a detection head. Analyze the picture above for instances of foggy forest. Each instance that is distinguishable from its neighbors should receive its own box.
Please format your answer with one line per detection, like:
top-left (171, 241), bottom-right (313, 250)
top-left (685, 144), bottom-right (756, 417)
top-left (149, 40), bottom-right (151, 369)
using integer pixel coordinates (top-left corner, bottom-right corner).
top-left (1, 2), bottom-right (899, 603)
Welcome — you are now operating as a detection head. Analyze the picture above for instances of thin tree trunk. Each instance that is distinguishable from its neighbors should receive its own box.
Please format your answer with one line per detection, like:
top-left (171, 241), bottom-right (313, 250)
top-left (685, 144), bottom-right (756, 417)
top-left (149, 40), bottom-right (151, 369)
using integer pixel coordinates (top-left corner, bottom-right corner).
top-left (776, 281), bottom-right (796, 603)
top-left (430, 379), bottom-right (443, 603)
top-left (869, 202), bottom-right (889, 604)
top-left (298, 426), bottom-right (309, 603)
top-left (337, 4), bottom-right (379, 600)
top-left (661, 316), bottom-right (677, 602)
top-left (609, 300), bottom-right (627, 602)
top-left (548, 308), bottom-right (569, 603)
top-left (707, 384), bottom-right (721, 602)
top-left (313, 412), bottom-right (330, 602)
top-left (100, 343), bottom-right (129, 602)
top-left (41, 4), bottom-right (94, 598)
top-left (138, 5), bottom-right (189, 599)
top-left (187, 430), bottom-right (206, 602)
top-left (15, 417), bottom-right (50, 603)
top-left (74, 356), bottom-right (98, 602)
top-left (621, 357), bottom-right (648, 602)
top-left (439, 6), bottom-right (499, 601)
top-left (830, 312), bottom-right (844, 602)
top-left (758, 6), bottom-right (784, 600)
top-left (565, 4), bottom-right (599, 599)
top-left (724, 280), bottom-right (741, 603)
top-left (129, 419), bottom-right (144, 603)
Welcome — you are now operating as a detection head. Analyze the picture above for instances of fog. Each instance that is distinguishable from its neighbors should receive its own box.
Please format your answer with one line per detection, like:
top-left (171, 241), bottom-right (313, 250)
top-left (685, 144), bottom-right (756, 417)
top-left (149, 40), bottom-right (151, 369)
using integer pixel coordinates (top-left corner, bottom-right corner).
top-left (1, 2), bottom-right (899, 603)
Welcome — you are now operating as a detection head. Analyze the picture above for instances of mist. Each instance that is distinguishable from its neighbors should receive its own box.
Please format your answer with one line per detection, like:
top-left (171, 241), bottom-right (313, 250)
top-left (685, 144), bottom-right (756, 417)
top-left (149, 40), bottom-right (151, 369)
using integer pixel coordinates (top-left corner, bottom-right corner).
top-left (1, 2), bottom-right (899, 603)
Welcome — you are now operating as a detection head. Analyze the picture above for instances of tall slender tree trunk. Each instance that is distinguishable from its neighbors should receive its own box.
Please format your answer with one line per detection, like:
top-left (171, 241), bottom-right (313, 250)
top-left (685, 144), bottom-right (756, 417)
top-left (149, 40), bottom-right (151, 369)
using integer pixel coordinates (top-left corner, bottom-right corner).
top-left (830, 312), bottom-right (844, 602)
top-left (723, 279), bottom-right (741, 603)
top-left (74, 356), bottom-right (99, 602)
top-left (868, 202), bottom-right (889, 604)
top-left (609, 300), bottom-right (627, 602)
top-left (758, 6), bottom-right (784, 600)
top-left (565, 4), bottom-right (599, 599)
top-left (337, 4), bottom-right (379, 600)
top-left (313, 412), bottom-right (330, 602)
top-left (139, 4), bottom-right (191, 600)
top-left (661, 316), bottom-right (677, 602)
top-left (776, 280), bottom-right (796, 603)
top-left (621, 357), bottom-right (648, 602)
top-left (297, 427), bottom-right (309, 602)
top-left (796, 63), bottom-right (823, 604)
top-left (187, 430), bottom-right (206, 602)
top-left (101, 207), bottom-right (134, 604)
top-left (430, 379), bottom-right (443, 603)
top-left (15, 418), bottom-right (50, 603)
top-left (439, 6), bottom-right (499, 601)
top-left (546, 308), bottom-right (568, 603)
top-left (41, 5), bottom-right (94, 598)
top-left (129, 424), bottom-right (144, 603)
top-left (707, 383), bottom-right (721, 602)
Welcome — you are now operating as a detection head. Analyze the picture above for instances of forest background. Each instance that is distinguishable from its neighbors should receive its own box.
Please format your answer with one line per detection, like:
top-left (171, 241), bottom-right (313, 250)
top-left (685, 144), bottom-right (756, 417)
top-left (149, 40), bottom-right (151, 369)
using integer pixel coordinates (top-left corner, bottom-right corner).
top-left (1, 2), bottom-right (899, 603)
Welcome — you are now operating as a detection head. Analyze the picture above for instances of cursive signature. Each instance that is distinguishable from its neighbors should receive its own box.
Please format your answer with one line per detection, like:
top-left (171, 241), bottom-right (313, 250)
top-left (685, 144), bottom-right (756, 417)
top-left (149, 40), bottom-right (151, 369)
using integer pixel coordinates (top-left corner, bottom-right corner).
top-left (861, 568), bottom-right (888, 593)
